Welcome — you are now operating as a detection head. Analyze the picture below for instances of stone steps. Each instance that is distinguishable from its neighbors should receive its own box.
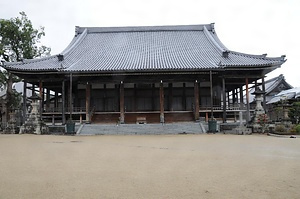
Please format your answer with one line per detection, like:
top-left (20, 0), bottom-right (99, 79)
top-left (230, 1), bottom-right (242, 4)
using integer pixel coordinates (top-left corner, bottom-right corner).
top-left (79, 122), bottom-right (205, 135)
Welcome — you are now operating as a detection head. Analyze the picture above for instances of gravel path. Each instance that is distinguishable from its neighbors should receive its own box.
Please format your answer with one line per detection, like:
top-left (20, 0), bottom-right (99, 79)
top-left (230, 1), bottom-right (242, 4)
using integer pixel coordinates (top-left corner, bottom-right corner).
top-left (0, 134), bottom-right (299, 199)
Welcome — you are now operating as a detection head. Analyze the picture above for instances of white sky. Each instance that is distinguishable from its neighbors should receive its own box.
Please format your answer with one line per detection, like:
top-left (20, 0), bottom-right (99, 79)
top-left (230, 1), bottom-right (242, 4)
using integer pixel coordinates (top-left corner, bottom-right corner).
top-left (1, 0), bottom-right (299, 87)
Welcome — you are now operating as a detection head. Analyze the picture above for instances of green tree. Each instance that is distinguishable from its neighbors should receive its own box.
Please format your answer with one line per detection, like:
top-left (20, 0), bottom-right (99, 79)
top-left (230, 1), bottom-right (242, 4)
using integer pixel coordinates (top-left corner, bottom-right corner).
top-left (0, 11), bottom-right (51, 119)
top-left (289, 102), bottom-right (300, 124)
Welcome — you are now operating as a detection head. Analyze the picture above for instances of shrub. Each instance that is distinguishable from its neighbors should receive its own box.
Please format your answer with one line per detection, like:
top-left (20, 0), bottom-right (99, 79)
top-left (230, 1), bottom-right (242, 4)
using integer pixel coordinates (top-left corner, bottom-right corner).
top-left (295, 124), bottom-right (300, 134)
top-left (289, 102), bottom-right (300, 124)
top-left (275, 125), bottom-right (286, 133)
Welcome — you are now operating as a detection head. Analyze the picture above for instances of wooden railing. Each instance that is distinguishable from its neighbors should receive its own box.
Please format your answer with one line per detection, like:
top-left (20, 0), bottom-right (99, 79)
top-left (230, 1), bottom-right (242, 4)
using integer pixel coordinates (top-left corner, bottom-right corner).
top-left (44, 105), bottom-right (249, 113)
top-left (199, 105), bottom-right (247, 111)
top-left (44, 107), bottom-right (87, 113)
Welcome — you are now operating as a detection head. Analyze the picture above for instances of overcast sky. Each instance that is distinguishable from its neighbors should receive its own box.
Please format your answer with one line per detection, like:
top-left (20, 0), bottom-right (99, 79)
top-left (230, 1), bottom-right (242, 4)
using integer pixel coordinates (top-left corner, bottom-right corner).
top-left (1, 0), bottom-right (299, 87)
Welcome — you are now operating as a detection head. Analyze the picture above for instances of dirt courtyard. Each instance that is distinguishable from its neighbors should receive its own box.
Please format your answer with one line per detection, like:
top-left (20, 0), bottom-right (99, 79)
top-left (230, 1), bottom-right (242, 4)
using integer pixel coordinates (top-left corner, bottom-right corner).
top-left (0, 134), bottom-right (299, 199)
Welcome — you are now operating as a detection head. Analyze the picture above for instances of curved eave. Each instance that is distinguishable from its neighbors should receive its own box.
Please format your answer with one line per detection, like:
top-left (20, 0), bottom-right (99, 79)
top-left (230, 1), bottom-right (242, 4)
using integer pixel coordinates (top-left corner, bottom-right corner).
top-left (63, 67), bottom-right (225, 75)
top-left (223, 63), bottom-right (284, 72)
top-left (230, 51), bottom-right (286, 62)
top-left (5, 68), bottom-right (59, 75)
top-left (2, 29), bottom-right (88, 72)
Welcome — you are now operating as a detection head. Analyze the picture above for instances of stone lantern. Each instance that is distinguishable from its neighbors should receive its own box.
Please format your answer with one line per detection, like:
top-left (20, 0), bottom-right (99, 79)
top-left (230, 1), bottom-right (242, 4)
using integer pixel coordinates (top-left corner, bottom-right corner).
top-left (19, 94), bottom-right (48, 134)
top-left (253, 88), bottom-right (265, 120)
top-left (251, 88), bottom-right (267, 132)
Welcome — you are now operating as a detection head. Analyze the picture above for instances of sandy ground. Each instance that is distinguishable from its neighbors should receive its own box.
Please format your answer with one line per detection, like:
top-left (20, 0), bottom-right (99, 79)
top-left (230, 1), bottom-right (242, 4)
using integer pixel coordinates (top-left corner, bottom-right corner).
top-left (0, 134), bottom-right (299, 199)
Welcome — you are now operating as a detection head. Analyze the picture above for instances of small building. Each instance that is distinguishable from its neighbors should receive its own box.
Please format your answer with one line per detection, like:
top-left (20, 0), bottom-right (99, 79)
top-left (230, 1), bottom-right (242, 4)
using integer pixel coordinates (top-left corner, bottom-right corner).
top-left (267, 87), bottom-right (300, 121)
top-left (249, 74), bottom-right (293, 105)
top-left (2, 24), bottom-right (286, 125)
top-left (247, 74), bottom-right (293, 121)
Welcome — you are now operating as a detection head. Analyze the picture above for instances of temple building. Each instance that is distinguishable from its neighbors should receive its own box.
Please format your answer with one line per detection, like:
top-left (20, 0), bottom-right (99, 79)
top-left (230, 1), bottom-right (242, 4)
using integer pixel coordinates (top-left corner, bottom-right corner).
top-left (249, 74), bottom-right (292, 105)
top-left (3, 23), bottom-right (286, 125)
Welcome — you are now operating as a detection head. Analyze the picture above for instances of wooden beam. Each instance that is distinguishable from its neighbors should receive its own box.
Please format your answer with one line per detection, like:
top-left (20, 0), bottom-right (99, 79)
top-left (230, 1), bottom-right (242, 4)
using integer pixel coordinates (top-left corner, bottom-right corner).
top-left (160, 81), bottom-right (164, 123)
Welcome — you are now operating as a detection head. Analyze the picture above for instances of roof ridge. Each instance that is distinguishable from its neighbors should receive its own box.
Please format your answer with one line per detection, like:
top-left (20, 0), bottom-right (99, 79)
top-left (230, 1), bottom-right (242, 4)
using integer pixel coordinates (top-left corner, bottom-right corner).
top-left (265, 74), bottom-right (283, 83)
top-left (203, 25), bottom-right (228, 57)
top-left (62, 28), bottom-right (88, 56)
top-left (75, 24), bottom-right (214, 34)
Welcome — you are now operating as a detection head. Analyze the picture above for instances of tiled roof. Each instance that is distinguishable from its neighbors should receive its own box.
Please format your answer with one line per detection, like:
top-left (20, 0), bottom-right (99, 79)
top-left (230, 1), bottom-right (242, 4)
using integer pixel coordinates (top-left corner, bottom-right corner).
top-left (267, 87), bottom-right (300, 104)
top-left (249, 74), bottom-right (293, 103)
top-left (3, 24), bottom-right (286, 73)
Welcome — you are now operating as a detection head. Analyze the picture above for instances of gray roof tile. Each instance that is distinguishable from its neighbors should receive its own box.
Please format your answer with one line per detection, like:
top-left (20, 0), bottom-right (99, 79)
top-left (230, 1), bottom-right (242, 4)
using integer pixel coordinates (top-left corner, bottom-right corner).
top-left (3, 24), bottom-right (286, 73)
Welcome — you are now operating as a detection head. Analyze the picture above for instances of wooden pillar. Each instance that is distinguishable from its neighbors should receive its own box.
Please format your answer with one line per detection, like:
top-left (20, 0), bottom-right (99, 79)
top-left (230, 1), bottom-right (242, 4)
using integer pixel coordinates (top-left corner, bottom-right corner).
top-left (39, 80), bottom-right (43, 116)
top-left (22, 81), bottom-right (27, 124)
top-left (168, 83), bottom-right (173, 111)
top-left (46, 88), bottom-right (50, 111)
top-left (85, 82), bottom-right (91, 123)
top-left (227, 91), bottom-right (230, 107)
top-left (239, 86), bottom-right (244, 124)
top-left (152, 84), bottom-right (155, 110)
top-left (262, 76), bottom-right (266, 111)
top-left (133, 84), bottom-right (137, 112)
top-left (235, 89), bottom-right (239, 104)
top-left (232, 89), bottom-right (236, 104)
top-left (239, 86), bottom-right (244, 105)
top-left (254, 80), bottom-right (258, 90)
top-left (194, 80), bottom-right (199, 121)
top-left (74, 82), bottom-right (79, 108)
top-left (69, 73), bottom-right (73, 120)
top-left (222, 77), bottom-right (226, 123)
top-left (102, 84), bottom-right (106, 111)
top-left (210, 71), bottom-right (214, 119)
top-left (115, 84), bottom-right (119, 112)
top-left (233, 89), bottom-right (237, 122)
top-left (54, 91), bottom-right (58, 109)
top-left (62, 80), bottom-right (66, 124)
top-left (183, 83), bottom-right (186, 110)
top-left (245, 77), bottom-right (250, 122)
top-left (160, 81), bottom-right (164, 123)
top-left (119, 81), bottom-right (125, 124)
top-left (31, 83), bottom-right (35, 96)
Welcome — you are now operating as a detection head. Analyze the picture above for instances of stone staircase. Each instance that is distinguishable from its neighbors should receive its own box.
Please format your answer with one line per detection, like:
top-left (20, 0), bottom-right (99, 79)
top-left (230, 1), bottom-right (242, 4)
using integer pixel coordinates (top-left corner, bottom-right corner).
top-left (78, 122), bottom-right (206, 135)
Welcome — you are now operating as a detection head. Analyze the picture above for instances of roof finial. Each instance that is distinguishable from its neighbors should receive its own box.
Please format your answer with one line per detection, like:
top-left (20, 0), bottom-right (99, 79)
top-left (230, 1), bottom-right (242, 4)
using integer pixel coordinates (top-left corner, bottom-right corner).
top-left (75, 26), bottom-right (80, 36)
top-left (211, 23), bottom-right (215, 33)
top-left (57, 54), bottom-right (64, 61)
top-left (222, 51), bottom-right (229, 58)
